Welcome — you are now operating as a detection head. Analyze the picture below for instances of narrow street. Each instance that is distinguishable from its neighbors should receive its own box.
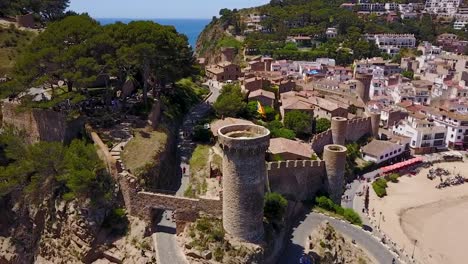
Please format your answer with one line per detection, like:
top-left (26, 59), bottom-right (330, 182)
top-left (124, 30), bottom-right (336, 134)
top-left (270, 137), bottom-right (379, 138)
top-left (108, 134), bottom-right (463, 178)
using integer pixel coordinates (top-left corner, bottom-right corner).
top-left (279, 212), bottom-right (399, 264)
top-left (152, 82), bottom-right (221, 264)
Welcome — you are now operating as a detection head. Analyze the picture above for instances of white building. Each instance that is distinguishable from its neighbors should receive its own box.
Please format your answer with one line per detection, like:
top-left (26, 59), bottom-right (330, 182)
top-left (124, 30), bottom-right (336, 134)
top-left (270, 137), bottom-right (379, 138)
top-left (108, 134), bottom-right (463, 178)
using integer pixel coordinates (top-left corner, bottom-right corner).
top-left (422, 106), bottom-right (468, 149)
top-left (326, 27), bottom-right (338, 39)
top-left (425, 0), bottom-right (462, 16)
top-left (393, 114), bottom-right (447, 150)
top-left (362, 140), bottom-right (406, 164)
top-left (372, 34), bottom-right (416, 55)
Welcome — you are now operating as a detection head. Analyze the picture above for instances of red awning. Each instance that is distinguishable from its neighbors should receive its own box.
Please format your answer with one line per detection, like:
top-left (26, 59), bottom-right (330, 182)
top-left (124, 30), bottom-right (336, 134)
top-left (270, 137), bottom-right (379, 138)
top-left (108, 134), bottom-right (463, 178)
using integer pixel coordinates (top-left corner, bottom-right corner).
top-left (380, 157), bottom-right (423, 174)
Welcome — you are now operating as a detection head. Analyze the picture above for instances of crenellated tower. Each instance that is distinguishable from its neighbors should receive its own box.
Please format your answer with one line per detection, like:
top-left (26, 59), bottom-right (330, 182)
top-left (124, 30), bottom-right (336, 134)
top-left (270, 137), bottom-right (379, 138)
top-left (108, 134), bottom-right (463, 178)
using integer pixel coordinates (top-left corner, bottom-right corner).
top-left (218, 124), bottom-right (270, 243)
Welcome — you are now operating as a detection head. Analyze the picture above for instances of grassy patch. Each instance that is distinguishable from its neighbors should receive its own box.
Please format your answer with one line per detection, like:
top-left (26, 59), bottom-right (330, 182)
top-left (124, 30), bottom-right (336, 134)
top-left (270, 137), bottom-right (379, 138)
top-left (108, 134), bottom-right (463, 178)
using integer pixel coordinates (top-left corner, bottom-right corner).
top-left (185, 145), bottom-right (211, 198)
top-left (121, 128), bottom-right (168, 177)
top-left (189, 145), bottom-right (210, 175)
top-left (0, 25), bottom-right (36, 75)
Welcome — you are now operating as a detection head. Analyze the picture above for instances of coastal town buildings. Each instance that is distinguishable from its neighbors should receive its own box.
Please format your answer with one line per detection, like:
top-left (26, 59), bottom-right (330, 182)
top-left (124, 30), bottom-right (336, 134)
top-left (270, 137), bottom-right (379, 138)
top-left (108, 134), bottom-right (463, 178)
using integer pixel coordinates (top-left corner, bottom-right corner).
top-left (424, 0), bottom-right (461, 17)
top-left (392, 113), bottom-right (447, 153)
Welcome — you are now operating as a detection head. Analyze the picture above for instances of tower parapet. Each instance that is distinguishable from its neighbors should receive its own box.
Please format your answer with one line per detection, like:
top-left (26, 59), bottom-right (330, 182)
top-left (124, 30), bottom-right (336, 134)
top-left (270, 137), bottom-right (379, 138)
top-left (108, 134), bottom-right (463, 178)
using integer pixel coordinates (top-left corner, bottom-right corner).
top-left (355, 73), bottom-right (372, 103)
top-left (218, 124), bottom-right (270, 243)
top-left (331, 117), bottom-right (348, 146)
top-left (370, 112), bottom-right (381, 139)
top-left (323, 144), bottom-right (347, 204)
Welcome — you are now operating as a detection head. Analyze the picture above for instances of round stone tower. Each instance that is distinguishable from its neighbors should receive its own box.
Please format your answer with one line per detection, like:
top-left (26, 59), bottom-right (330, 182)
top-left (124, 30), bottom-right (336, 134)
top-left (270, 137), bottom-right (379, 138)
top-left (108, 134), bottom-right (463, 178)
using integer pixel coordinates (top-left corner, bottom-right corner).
top-left (218, 124), bottom-right (270, 243)
top-left (331, 117), bottom-right (348, 146)
top-left (370, 112), bottom-right (381, 139)
top-left (355, 73), bottom-right (372, 103)
top-left (323, 144), bottom-right (347, 204)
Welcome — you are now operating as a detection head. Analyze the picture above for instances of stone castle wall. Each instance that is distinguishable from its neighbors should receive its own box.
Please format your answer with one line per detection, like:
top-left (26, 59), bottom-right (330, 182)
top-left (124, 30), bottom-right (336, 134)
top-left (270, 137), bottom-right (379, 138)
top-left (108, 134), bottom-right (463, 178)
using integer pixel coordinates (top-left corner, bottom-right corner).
top-left (267, 160), bottom-right (326, 201)
top-left (86, 125), bottom-right (221, 225)
top-left (2, 102), bottom-right (84, 144)
top-left (346, 117), bottom-right (371, 142)
top-left (311, 129), bottom-right (333, 154)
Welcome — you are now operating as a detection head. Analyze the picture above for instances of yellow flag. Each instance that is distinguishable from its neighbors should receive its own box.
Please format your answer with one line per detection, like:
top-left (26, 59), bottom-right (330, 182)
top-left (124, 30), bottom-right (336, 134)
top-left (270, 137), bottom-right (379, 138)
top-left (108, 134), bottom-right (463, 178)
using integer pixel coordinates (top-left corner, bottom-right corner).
top-left (257, 101), bottom-right (266, 117)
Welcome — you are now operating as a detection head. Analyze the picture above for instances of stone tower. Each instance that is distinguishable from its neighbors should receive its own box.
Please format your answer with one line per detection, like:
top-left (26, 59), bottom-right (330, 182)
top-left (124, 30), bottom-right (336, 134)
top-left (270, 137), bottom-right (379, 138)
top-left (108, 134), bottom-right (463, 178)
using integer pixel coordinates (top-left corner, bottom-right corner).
top-left (323, 144), bottom-right (347, 204)
top-left (355, 73), bottom-right (372, 103)
top-left (331, 117), bottom-right (348, 146)
top-left (218, 124), bottom-right (270, 243)
top-left (370, 112), bottom-right (381, 139)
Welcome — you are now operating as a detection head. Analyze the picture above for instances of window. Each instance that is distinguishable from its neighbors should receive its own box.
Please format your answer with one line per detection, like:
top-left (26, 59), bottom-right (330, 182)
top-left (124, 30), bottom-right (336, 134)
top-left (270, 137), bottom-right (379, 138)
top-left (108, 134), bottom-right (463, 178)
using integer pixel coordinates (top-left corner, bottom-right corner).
top-left (459, 129), bottom-right (463, 133)
top-left (385, 154), bottom-right (389, 157)
top-left (458, 136), bottom-right (461, 140)
top-left (380, 156), bottom-right (384, 159)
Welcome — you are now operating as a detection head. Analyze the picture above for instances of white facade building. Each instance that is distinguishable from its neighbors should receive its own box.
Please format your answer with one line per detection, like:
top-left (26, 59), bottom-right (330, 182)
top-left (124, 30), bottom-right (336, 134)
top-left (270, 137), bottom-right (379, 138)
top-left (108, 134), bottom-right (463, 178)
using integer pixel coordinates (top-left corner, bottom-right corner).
top-left (425, 0), bottom-right (462, 16)
top-left (393, 115), bottom-right (447, 149)
top-left (370, 34), bottom-right (416, 55)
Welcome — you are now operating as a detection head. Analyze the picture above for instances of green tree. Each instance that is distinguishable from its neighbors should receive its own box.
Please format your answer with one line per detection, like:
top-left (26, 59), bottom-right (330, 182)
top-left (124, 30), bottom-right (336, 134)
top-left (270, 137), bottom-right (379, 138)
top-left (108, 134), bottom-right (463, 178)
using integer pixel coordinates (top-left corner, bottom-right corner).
top-left (264, 192), bottom-right (288, 222)
top-left (315, 118), bottom-right (331, 134)
top-left (284, 110), bottom-right (312, 137)
top-left (402, 70), bottom-right (414, 80)
top-left (213, 84), bottom-right (246, 117)
top-left (15, 15), bottom-right (101, 92)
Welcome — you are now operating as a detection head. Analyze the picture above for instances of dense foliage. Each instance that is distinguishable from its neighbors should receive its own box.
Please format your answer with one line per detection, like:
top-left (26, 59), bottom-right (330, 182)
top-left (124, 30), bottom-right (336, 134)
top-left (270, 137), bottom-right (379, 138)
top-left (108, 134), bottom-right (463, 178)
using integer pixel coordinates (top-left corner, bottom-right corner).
top-left (7, 15), bottom-right (196, 105)
top-left (205, 0), bottom-right (468, 65)
top-left (213, 84), bottom-right (246, 117)
top-left (264, 192), bottom-right (288, 222)
top-left (284, 110), bottom-right (312, 138)
top-left (0, 130), bottom-right (111, 203)
top-left (315, 196), bottom-right (362, 225)
top-left (372, 178), bottom-right (388, 198)
top-left (314, 117), bottom-right (331, 134)
top-left (0, 0), bottom-right (71, 22)
top-left (267, 120), bottom-right (296, 139)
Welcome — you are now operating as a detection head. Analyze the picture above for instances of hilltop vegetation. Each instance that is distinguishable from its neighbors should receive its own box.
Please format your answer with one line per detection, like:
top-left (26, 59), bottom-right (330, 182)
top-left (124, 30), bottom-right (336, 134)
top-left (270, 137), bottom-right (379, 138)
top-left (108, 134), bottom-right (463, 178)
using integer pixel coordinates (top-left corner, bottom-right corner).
top-left (197, 0), bottom-right (468, 65)
top-left (0, 0), bottom-right (71, 22)
top-left (0, 25), bottom-right (35, 76)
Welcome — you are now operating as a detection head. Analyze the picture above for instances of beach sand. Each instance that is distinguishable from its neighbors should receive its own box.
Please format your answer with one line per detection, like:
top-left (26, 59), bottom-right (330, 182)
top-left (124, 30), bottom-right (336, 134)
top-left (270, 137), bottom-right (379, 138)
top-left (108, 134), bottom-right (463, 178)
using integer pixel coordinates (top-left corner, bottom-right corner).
top-left (369, 161), bottom-right (468, 264)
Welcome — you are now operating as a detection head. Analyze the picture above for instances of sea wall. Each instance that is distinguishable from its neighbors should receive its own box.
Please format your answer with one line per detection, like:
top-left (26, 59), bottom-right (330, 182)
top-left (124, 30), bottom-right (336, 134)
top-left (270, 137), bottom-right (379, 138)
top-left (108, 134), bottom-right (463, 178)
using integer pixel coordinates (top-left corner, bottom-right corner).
top-left (1, 102), bottom-right (84, 144)
top-left (267, 160), bottom-right (326, 201)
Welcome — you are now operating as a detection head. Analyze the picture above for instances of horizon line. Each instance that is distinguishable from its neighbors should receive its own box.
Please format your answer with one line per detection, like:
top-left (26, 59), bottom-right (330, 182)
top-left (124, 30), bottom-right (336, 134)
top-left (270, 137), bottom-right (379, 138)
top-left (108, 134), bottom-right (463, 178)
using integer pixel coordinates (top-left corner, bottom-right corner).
top-left (94, 17), bottom-right (212, 20)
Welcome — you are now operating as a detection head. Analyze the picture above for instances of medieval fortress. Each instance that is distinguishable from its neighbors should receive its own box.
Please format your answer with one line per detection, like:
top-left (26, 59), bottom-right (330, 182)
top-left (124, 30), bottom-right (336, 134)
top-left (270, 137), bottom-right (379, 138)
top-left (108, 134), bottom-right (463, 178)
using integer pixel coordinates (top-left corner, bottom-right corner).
top-left (1, 102), bottom-right (379, 244)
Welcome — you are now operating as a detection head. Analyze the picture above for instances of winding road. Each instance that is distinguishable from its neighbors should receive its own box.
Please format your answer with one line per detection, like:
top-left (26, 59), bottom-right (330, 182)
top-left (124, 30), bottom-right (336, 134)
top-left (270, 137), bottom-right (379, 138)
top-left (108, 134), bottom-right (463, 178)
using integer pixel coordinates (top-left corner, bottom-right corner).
top-left (279, 212), bottom-right (399, 264)
top-left (152, 81), bottom-right (221, 264)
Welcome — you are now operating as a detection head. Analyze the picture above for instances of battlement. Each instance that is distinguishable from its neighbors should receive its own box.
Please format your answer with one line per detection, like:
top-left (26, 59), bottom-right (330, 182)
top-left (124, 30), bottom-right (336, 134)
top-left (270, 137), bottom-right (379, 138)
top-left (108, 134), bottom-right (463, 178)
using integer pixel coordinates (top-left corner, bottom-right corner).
top-left (267, 160), bottom-right (324, 170)
top-left (347, 117), bottom-right (371, 125)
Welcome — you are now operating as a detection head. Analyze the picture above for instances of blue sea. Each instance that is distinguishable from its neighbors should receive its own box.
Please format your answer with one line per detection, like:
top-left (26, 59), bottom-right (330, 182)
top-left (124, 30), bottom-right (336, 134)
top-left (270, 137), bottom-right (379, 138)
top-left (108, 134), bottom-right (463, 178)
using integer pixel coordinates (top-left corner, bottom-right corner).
top-left (97, 18), bottom-right (211, 48)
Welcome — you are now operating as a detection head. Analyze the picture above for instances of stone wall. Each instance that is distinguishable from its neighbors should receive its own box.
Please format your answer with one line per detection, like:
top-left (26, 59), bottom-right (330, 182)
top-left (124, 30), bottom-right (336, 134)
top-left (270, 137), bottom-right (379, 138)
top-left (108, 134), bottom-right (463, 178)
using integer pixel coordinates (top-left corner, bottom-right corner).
top-left (2, 102), bottom-right (85, 144)
top-left (346, 117), bottom-right (371, 142)
top-left (311, 117), bottom-right (372, 154)
top-left (86, 125), bottom-right (221, 225)
top-left (311, 129), bottom-right (333, 154)
top-left (267, 160), bottom-right (326, 201)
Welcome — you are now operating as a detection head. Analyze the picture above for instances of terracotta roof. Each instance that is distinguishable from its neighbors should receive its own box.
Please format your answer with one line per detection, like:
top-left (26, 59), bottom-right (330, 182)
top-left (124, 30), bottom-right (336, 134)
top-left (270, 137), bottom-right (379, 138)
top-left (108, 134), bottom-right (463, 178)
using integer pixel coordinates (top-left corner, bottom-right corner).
top-left (248, 89), bottom-right (275, 100)
top-left (268, 138), bottom-right (313, 159)
top-left (210, 118), bottom-right (255, 137)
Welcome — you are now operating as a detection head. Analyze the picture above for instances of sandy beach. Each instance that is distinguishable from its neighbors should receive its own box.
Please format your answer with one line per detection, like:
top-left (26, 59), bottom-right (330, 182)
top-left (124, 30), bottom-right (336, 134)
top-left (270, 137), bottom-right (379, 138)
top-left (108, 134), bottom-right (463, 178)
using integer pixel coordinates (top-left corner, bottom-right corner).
top-left (369, 161), bottom-right (468, 264)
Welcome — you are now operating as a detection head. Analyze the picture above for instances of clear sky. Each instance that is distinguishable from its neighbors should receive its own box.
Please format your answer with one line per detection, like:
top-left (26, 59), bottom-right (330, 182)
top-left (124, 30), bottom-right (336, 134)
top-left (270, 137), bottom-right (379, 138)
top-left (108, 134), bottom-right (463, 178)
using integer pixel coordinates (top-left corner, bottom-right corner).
top-left (69, 0), bottom-right (270, 19)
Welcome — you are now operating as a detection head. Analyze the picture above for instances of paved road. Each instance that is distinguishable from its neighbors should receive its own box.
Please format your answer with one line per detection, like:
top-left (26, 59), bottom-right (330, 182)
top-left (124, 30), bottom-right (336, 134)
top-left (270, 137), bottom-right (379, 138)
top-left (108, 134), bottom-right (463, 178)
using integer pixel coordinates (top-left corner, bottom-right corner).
top-left (153, 82), bottom-right (221, 264)
top-left (279, 212), bottom-right (399, 264)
